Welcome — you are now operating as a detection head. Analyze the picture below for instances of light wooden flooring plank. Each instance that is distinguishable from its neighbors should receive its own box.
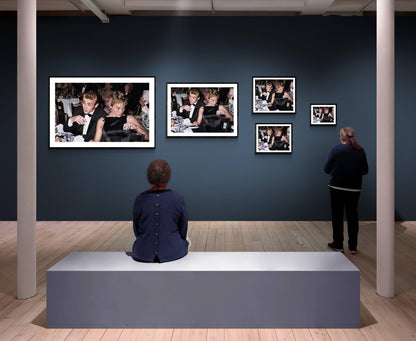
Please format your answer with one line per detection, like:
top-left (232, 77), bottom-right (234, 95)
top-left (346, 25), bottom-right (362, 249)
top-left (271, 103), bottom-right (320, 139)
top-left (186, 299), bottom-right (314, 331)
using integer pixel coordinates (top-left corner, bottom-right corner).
top-left (275, 329), bottom-right (296, 341)
top-left (80, 328), bottom-right (106, 341)
top-left (193, 221), bottom-right (209, 251)
top-left (309, 329), bottom-right (331, 341)
top-left (207, 328), bottom-right (225, 341)
top-left (359, 324), bottom-right (387, 341)
top-left (64, 329), bottom-right (90, 341)
top-left (325, 329), bottom-right (349, 341)
top-left (343, 328), bottom-right (368, 341)
top-left (224, 328), bottom-right (259, 341)
top-left (257, 328), bottom-right (278, 340)
top-left (171, 328), bottom-right (191, 341)
top-left (99, 329), bottom-right (123, 341)
top-left (214, 221), bottom-right (225, 251)
top-left (231, 221), bottom-right (245, 251)
top-left (292, 329), bottom-right (314, 341)
top-left (189, 328), bottom-right (208, 341)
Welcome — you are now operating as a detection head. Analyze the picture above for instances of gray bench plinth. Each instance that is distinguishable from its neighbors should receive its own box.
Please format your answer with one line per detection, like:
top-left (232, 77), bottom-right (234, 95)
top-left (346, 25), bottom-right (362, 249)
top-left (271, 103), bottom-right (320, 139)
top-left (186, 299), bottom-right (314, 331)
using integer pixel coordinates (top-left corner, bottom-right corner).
top-left (47, 252), bottom-right (360, 328)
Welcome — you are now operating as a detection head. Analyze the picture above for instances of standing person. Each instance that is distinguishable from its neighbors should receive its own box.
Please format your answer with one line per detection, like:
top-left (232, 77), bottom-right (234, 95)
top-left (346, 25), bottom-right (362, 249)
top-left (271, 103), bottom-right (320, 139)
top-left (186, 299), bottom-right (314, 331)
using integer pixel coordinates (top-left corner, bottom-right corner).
top-left (324, 127), bottom-right (368, 254)
top-left (132, 160), bottom-right (190, 263)
top-left (64, 90), bottom-right (107, 142)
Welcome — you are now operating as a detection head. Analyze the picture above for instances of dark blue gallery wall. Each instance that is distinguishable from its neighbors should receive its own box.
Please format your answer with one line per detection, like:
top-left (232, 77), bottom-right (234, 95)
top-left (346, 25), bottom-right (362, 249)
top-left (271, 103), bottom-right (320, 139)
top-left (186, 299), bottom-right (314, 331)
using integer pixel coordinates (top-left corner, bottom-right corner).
top-left (0, 17), bottom-right (17, 220)
top-left (35, 16), bottom-right (377, 221)
top-left (1, 16), bottom-right (414, 221)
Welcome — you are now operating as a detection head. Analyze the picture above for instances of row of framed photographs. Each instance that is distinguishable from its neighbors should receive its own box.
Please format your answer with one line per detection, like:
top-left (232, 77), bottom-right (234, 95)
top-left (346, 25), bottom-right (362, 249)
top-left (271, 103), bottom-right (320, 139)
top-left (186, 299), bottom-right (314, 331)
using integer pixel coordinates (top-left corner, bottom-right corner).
top-left (50, 77), bottom-right (336, 149)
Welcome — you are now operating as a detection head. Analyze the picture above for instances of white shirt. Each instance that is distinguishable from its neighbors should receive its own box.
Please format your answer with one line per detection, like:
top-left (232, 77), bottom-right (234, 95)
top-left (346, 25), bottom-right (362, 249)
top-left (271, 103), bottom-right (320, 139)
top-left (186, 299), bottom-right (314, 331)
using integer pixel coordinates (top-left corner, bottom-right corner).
top-left (189, 103), bottom-right (197, 120)
top-left (67, 108), bottom-right (96, 135)
top-left (180, 103), bottom-right (196, 119)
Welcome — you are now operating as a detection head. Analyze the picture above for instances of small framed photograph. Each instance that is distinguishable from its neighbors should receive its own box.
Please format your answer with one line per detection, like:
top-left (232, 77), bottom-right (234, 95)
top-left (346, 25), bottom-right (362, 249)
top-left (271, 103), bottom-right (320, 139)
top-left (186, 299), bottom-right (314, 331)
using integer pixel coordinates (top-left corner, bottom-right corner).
top-left (252, 77), bottom-right (295, 113)
top-left (50, 77), bottom-right (155, 148)
top-left (167, 83), bottom-right (238, 137)
top-left (256, 123), bottom-right (292, 154)
top-left (310, 104), bottom-right (337, 126)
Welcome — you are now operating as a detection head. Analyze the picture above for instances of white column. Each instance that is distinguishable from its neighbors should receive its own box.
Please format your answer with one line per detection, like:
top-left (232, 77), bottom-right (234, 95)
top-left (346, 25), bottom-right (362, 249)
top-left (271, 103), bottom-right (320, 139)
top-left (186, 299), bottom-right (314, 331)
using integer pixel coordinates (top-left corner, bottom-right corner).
top-left (376, 0), bottom-right (395, 298)
top-left (17, 0), bottom-right (37, 299)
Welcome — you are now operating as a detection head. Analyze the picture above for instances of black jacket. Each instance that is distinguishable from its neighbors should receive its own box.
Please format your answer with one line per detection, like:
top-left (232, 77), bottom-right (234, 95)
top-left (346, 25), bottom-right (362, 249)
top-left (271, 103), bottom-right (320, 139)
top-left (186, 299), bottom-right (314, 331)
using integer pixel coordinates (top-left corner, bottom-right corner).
top-left (64, 105), bottom-right (107, 141)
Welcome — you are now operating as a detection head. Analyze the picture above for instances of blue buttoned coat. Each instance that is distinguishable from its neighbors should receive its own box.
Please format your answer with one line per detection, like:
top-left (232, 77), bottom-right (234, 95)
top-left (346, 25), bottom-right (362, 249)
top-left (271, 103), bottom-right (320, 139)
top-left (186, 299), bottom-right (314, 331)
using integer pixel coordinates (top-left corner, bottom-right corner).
top-left (132, 189), bottom-right (189, 262)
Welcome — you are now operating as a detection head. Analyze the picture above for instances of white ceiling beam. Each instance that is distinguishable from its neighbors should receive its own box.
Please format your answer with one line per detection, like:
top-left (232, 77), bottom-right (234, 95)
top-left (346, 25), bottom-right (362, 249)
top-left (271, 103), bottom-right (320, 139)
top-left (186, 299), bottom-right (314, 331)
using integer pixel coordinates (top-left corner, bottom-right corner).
top-left (327, 0), bottom-right (374, 12)
top-left (79, 0), bottom-right (109, 22)
top-left (302, 0), bottom-right (335, 14)
top-left (67, 0), bottom-right (86, 12)
top-left (124, 0), bottom-right (211, 11)
top-left (214, 0), bottom-right (305, 11)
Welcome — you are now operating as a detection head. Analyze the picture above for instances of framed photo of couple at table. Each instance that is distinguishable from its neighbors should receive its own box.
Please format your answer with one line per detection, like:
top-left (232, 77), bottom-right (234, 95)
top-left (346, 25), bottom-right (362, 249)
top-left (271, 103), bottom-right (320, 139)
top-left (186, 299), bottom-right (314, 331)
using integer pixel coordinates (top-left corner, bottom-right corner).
top-left (49, 76), bottom-right (155, 148)
top-left (256, 123), bottom-right (292, 154)
top-left (167, 83), bottom-right (238, 137)
top-left (252, 77), bottom-right (296, 114)
top-left (310, 104), bottom-right (337, 126)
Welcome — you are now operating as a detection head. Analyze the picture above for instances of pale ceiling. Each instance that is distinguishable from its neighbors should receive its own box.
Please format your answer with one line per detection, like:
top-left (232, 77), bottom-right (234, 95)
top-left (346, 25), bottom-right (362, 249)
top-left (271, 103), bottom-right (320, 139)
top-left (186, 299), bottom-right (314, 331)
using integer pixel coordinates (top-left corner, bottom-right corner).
top-left (1, 0), bottom-right (415, 17)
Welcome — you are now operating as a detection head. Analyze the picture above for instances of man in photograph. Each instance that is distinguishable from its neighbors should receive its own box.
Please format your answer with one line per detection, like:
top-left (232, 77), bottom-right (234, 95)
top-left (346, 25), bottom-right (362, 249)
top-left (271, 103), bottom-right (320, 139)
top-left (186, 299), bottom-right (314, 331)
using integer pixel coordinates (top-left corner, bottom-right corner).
top-left (64, 90), bottom-right (107, 142)
top-left (177, 88), bottom-right (204, 123)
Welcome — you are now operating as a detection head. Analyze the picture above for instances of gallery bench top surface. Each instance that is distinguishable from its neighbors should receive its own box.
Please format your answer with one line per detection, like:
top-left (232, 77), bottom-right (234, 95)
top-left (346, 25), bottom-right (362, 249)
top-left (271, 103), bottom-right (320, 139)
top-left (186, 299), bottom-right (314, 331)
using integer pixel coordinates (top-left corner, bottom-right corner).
top-left (47, 252), bottom-right (359, 272)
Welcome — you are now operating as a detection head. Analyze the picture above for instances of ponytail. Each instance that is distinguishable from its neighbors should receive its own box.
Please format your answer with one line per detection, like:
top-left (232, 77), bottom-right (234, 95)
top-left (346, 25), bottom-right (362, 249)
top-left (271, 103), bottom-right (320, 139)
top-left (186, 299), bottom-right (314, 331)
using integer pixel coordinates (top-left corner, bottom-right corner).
top-left (340, 127), bottom-right (362, 150)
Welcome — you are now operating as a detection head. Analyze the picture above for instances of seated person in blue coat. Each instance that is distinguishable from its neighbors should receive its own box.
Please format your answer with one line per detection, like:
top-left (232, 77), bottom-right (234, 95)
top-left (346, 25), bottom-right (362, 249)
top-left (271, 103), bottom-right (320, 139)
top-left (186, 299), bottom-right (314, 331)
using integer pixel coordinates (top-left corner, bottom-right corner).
top-left (132, 160), bottom-right (190, 263)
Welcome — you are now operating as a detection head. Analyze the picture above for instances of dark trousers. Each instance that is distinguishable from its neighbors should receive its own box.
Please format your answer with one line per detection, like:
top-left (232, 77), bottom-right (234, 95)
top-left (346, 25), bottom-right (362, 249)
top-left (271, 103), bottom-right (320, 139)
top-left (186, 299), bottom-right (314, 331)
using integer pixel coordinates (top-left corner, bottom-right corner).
top-left (329, 187), bottom-right (361, 250)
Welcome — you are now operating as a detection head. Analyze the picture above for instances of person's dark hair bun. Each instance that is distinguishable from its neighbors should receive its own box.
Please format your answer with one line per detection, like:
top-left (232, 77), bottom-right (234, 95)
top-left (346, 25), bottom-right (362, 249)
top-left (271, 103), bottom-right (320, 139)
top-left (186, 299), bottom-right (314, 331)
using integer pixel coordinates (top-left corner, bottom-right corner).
top-left (147, 160), bottom-right (171, 185)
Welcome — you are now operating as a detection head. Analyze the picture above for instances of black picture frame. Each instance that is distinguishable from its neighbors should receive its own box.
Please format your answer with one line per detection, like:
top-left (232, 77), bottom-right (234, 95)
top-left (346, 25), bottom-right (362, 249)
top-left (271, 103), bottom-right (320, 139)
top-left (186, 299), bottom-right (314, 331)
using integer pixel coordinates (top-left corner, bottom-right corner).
top-left (167, 83), bottom-right (238, 137)
top-left (310, 104), bottom-right (337, 126)
top-left (49, 77), bottom-right (156, 148)
top-left (256, 123), bottom-right (293, 154)
top-left (252, 77), bottom-right (296, 114)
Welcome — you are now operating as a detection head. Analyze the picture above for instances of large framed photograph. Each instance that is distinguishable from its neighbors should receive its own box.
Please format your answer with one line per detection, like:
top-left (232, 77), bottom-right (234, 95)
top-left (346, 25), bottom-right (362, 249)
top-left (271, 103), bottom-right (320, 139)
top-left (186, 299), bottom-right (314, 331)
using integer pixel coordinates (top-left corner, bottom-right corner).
top-left (252, 77), bottom-right (295, 113)
top-left (167, 83), bottom-right (238, 137)
top-left (256, 123), bottom-right (292, 154)
top-left (50, 77), bottom-right (155, 148)
top-left (310, 104), bottom-right (337, 126)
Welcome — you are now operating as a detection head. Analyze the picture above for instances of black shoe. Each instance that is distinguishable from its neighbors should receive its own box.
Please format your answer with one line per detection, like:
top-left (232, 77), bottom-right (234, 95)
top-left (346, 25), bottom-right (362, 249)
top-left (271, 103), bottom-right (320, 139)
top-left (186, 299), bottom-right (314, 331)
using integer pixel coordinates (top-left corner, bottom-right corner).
top-left (328, 242), bottom-right (344, 252)
top-left (349, 249), bottom-right (357, 254)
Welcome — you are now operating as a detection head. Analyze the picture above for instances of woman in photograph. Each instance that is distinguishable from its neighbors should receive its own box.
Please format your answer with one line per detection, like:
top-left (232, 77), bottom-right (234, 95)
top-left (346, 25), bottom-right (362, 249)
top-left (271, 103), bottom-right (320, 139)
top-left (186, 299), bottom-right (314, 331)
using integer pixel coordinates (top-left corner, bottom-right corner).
top-left (270, 127), bottom-right (289, 150)
top-left (206, 90), bottom-right (232, 118)
top-left (94, 91), bottom-right (149, 142)
top-left (132, 159), bottom-right (190, 263)
top-left (320, 107), bottom-right (334, 123)
top-left (274, 81), bottom-right (293, 111)
top-left (324, 127), bottom-right (368, 254)
top-left (198, 89), bottom-right (233, 132)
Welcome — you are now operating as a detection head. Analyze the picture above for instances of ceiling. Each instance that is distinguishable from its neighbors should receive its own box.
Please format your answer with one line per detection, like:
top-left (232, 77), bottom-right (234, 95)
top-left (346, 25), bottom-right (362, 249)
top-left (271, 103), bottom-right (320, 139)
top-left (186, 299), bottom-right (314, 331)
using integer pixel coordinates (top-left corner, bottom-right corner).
top-left (1, 0), bottom-right (415, 18)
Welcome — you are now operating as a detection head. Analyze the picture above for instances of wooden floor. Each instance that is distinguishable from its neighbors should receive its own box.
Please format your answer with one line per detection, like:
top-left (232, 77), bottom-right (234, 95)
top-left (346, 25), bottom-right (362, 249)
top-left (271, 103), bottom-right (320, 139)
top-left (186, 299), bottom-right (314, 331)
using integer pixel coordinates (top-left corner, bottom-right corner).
top-left (0, 221), bottom-right (415, 341)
